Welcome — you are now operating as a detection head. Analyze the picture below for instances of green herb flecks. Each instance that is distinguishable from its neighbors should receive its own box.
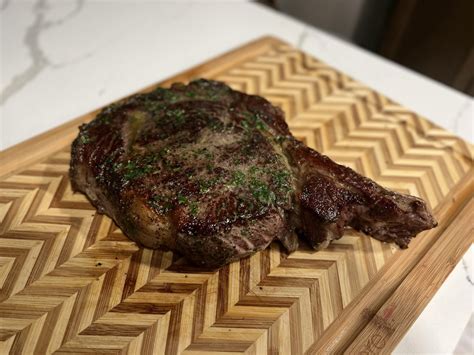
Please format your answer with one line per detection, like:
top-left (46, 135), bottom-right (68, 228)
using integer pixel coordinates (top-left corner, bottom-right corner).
top-left (231, 171), bottom-right (246, 187)
top-left (80, 134), bottom-right (90, 144)
top-left (241, 119), bottom-right (250, 130)
top-left (154, 87), bottom-right (180, 103)
top-left (198, 176), bottom-right (220, 194)
top-left (144, 100), bottom-right (166, 114)
top-left (96, 103), bottom-right (119, 125)
top-left (272, 170), bottom-right (292, 192)
top-left (253, 113), bottom-right (266, 130)
top-left (122, 161), bottom-right (151, 181)
top-left (193, 147), bottom-right (213, 160)
top-left (112, 161), bottom-right (123, 171)
top-left (249, 166), bottom-right (265, 176)
top-left (241, 112), bottom-right (267, 131)
top-left (116, 156), bottom-right (157, 182)
top-left (250, 178), bottom-right (276, 205)
top-left (198, 180), bottom-right (211, 194)
top-left (149, 194), bottom-right (173, 214)
top-left (177, 194), bottom-right (189, 205)
top-left (189, 201), bottom-right (199, 216)
top-left (166, 108), bottom-right (186, 125)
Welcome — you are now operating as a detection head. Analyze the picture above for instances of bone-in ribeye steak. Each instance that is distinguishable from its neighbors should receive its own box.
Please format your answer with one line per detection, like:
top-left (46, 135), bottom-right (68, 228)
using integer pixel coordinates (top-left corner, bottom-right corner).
top-left (70, 79), bottom-right (437, 267)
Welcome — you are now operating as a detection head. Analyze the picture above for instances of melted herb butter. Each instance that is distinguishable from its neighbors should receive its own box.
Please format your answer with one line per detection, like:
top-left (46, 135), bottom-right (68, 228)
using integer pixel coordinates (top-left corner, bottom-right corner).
top-left (165, 108), bottom-right (186, 125)
top-left (272, 170), bottom-right (292, 192)
top-left (127, 111), bottom-right (147, 147)
top-left (144, 100), bottom-right (165, 114)
top-left (114, 153), bottom-right (160, 182)
top-left (231, 171), bottom-right (245, 186)
top-left (177, 194), bottom-right (189, 205)
top-left (228, 162), bottom-right (292, 211)
top-left (248, 177), bottom-right (275, 206)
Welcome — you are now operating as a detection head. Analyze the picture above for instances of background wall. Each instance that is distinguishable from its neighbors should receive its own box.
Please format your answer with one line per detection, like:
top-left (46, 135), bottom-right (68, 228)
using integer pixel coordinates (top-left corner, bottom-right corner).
top-left (275, 0), bottom-right (367, 41)
top-left (261, 0), bottom-right (474, 96)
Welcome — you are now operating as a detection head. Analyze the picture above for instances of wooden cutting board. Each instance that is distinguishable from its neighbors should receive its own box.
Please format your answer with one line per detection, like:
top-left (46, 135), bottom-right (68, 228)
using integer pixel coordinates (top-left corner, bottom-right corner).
top-left (0, 37), bottom-right (472, 354)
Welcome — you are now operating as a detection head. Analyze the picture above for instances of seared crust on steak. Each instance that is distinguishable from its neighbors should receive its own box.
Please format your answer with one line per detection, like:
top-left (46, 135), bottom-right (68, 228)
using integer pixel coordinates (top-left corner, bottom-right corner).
top-left (70, 79), bottom-right (437, 267)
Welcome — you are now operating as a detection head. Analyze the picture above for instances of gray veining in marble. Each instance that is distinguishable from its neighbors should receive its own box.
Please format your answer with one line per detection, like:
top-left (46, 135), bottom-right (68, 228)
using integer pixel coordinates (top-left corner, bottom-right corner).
top-left (0, 0), bottom-right (85, 105)
top-left (296, 26), bottom-right (309, 49)
top-left (452, 98), bottom-right (473, 140)
top-left (461, 258), bottom-right (474, 286)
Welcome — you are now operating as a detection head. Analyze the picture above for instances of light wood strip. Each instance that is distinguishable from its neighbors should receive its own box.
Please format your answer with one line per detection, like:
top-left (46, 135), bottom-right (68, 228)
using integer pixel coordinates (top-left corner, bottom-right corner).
top-left (347, 196), bottom-right (474, 353)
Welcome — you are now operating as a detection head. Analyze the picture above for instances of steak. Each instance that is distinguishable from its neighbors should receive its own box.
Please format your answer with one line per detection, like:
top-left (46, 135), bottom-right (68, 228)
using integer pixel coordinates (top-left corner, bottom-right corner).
top-left (70, 79), bottom-right (437, 267)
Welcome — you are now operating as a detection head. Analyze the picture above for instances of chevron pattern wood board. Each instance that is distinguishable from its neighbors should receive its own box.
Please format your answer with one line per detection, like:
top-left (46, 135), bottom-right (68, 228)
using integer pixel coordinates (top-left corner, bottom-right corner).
top-left (0, 37), bottom-right (472, 354)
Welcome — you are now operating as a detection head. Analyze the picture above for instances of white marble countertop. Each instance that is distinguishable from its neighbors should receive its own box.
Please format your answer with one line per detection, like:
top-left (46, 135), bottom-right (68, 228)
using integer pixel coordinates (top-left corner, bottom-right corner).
top-left (1, 1), bottom-right (472, 353)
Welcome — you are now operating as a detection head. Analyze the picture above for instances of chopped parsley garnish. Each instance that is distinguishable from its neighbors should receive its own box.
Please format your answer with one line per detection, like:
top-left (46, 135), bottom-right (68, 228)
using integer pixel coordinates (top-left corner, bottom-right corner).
top-left (273, 170), bottom-right (292, 191)
top-left (241, 112), bottom-right (267, 131)
top-left (198, 177), bottom-right (219, 193)
top-left (189, 201), bottom-right (199, 216)
top-left (154, 87), bottom-right (179, 102)
top-left (166, 108), bottom-right (186, 125)
top-left (231, 171), bottom-right (246, 186)
top-left (177, 194), bottom-right (189, 205)
top-left (199, 180), bottom-right (211, 193)
top-left (149, 195), bottom-right (173, 213)
top-left (122, 161), bottom-right (146, 180)
top-left (115, 157), bottom-right (156, 182)
top-left (80, 134), bottom-right (90, 144)
top-left (250, 178), bottom-right (276, 205)
top-left (249, 166), bottom-right (264, 175)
